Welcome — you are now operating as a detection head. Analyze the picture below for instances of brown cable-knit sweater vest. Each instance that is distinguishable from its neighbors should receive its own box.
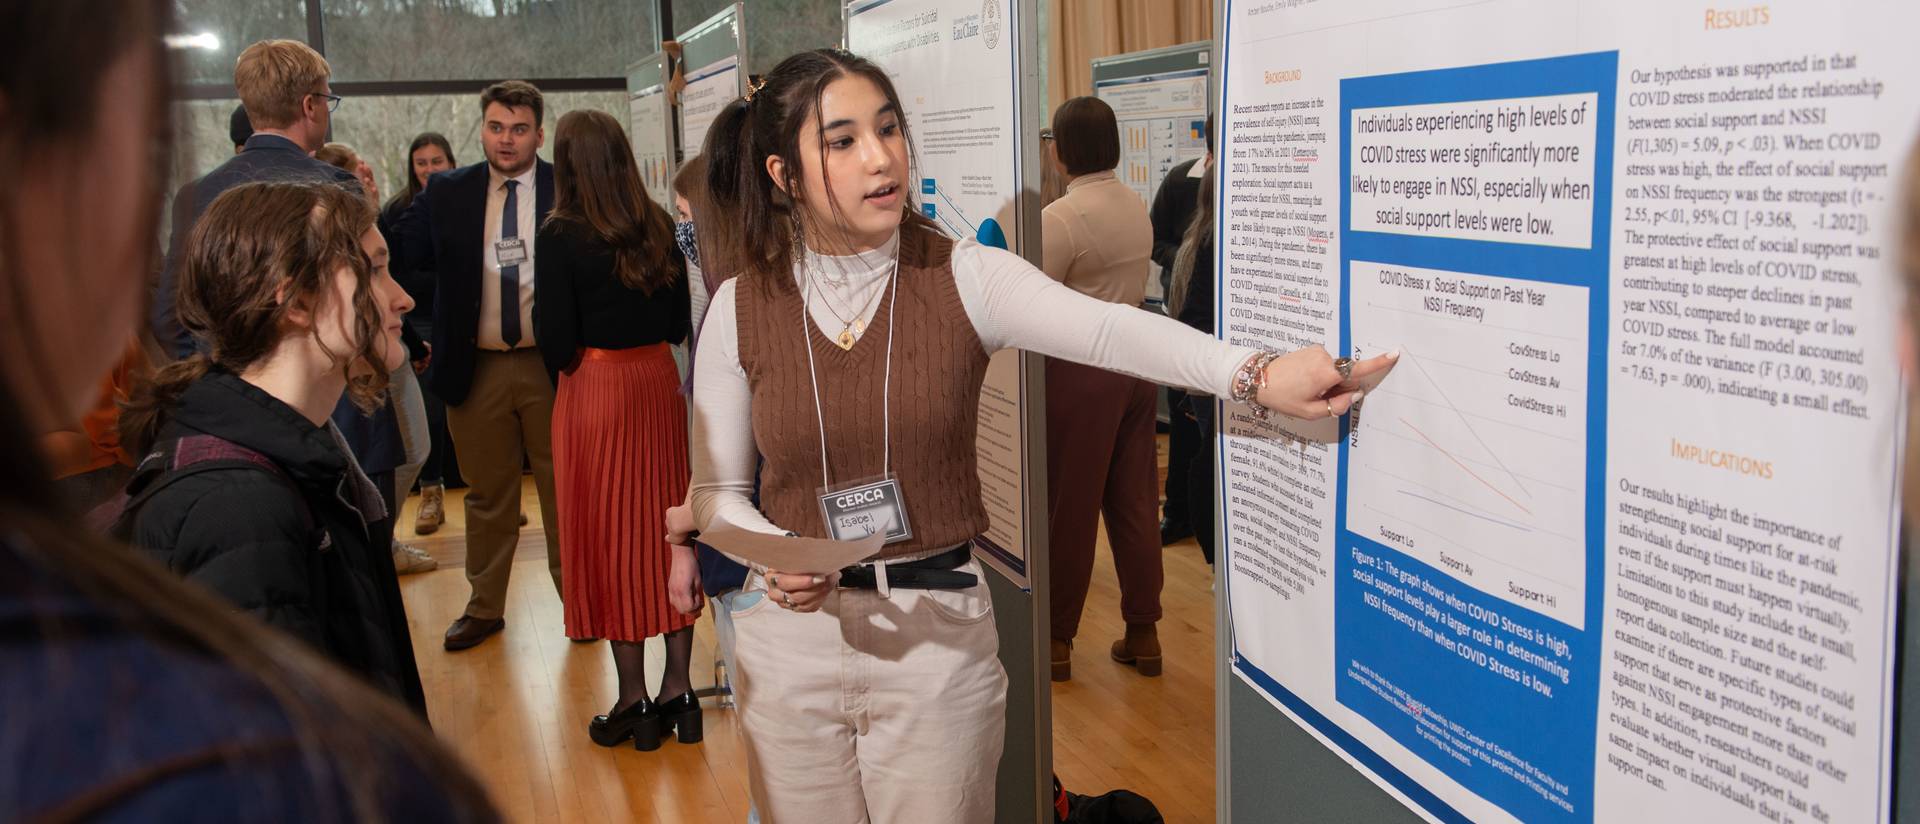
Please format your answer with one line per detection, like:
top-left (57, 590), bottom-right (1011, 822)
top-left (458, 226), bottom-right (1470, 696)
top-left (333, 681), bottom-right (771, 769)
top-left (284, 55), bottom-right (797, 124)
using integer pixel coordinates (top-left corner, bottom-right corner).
top-left (737, 226), bottom-right (991, 560)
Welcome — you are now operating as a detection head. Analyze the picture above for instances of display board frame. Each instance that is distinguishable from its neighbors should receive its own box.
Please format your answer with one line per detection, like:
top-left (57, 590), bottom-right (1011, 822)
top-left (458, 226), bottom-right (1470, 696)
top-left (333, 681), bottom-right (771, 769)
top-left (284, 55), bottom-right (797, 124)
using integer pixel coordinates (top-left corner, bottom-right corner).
top-left (1212, 2), bottom-right (1911, 823)
top-left (675, 2), bottom-right (748, 161)
top-left (845, 0), bottom-right (1036, 589)
top-left (1091, 40), bottom-right (1211, 305)
top-left (624, 50), bottom-right (677, 213)
top-left (844, 0), bottom-right (1051, 820)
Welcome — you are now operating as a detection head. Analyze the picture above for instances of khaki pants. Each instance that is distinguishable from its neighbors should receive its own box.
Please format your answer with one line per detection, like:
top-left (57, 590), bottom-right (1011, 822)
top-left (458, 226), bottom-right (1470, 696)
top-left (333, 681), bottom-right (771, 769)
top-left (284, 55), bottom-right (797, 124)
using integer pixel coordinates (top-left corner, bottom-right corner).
top-left (445, 348), bottom-right (560, 619)
top-left (731, 560), bottom-right (1007, 823)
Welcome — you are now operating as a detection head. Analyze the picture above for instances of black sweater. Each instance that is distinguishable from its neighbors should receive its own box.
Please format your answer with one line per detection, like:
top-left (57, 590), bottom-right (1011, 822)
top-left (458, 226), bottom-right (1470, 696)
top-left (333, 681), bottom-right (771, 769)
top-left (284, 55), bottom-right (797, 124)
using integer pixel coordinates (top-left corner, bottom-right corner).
top-left (533, 217), bottom-right (690, 377)
top-left (1150, 158), bottom-right (1204, 276)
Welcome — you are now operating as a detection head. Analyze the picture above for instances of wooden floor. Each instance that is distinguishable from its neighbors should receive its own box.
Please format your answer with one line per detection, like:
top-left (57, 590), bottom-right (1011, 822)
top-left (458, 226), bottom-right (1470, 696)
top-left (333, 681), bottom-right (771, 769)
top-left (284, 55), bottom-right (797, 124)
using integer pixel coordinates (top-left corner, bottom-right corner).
top-left (396, 437), bottom-right (1218, 823)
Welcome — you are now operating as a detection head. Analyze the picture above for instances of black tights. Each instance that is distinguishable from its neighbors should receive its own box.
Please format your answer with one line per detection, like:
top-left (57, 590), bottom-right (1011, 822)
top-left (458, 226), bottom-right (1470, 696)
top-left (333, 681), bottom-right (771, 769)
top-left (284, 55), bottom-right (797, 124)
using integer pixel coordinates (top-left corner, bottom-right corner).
top-left (609, 626), bottom-right (695, 712)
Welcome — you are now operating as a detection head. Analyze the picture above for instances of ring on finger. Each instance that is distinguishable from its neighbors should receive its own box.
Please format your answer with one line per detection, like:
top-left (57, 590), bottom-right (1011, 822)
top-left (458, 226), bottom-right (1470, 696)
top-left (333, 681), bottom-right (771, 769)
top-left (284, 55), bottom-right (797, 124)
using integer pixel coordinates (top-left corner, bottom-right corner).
top-left (1325, 399), bottom-right (1335, 419)
top-left (781, 590), bottom-right (796, 609)
top-left (1333, 356), bottom-right (1353, 380)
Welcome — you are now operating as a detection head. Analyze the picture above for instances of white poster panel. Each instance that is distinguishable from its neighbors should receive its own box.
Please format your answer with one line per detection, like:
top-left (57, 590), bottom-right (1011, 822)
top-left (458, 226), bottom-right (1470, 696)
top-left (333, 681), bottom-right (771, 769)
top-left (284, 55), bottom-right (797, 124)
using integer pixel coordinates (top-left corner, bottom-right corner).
top-left (679, 52), bottom-right (741, 161)
top-left (1094, 44), bottom-right (1211, 305)
top-left (626, 55), bottom-right (675, 213)
top-left (1217, 2), bottom-right (1907, 822)
top-left (1094, 53), bottom-right (1211, 205)
top-left (847, 0), bottom-right (1031, 586)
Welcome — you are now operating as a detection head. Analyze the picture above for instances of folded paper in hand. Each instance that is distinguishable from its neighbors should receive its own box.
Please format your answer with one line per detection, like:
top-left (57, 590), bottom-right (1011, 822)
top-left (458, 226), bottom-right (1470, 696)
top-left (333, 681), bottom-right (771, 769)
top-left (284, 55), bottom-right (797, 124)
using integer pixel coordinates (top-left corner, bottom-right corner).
top-left (699, 523), bottom-right (885, 573)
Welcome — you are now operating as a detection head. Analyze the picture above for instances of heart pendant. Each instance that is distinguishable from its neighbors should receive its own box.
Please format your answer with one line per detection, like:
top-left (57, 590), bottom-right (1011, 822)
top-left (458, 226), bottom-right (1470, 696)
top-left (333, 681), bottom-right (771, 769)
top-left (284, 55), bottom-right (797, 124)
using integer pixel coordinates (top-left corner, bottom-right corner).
top-left (836, 328), bottom-right (856, 350)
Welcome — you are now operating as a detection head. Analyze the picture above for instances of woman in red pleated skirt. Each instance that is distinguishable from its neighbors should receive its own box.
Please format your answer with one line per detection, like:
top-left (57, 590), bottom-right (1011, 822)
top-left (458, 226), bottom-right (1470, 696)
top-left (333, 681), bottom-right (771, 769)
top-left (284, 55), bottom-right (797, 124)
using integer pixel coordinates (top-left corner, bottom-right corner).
top-left (535, 110), bottom-right (698, 752)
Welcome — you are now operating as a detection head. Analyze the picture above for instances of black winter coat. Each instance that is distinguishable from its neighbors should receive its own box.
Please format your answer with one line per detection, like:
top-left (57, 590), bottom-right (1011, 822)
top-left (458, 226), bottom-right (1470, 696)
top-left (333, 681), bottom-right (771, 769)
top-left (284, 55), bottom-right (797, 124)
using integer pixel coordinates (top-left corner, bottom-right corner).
top-left (128, 370), bottom-right (428, 716)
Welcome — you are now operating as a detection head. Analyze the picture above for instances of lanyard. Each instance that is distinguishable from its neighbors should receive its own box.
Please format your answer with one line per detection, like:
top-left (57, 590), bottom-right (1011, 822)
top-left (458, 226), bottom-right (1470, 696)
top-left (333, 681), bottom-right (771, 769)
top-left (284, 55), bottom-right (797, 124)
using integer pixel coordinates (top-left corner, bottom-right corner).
top-left (800, 255), bottom-right (900, 488)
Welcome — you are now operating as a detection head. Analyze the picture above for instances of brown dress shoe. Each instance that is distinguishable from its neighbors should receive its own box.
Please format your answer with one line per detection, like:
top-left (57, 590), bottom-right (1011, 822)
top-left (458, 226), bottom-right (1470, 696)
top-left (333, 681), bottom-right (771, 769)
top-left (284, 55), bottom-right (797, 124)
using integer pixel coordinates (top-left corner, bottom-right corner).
top-left (444, 615), bottom-right (506, 651)
top-left (1050, 639), bottom-right (1073, 682)
top-left (1110, 623), bottom-right (1162, 676)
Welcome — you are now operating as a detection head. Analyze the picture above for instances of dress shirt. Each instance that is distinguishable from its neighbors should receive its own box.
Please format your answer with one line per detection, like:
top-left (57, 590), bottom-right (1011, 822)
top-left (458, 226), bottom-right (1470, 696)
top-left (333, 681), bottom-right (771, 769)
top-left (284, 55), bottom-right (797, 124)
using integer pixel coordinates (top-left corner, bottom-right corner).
top-left (478, 165), bottom-right (539, 351)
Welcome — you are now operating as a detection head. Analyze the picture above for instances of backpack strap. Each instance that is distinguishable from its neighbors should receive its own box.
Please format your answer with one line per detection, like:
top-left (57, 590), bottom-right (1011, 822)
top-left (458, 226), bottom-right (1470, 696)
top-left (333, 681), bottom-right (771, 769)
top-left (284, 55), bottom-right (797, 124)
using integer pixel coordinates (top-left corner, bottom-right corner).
top-left (95, 435), bottom-right (318, 543)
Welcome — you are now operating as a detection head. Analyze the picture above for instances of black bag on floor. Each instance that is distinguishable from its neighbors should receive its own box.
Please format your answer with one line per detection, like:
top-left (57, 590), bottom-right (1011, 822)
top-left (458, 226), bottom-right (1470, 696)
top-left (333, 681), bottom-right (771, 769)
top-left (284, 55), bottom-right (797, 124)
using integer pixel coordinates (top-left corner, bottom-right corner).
top-left (1053, 776), bottom-right (1165, 824)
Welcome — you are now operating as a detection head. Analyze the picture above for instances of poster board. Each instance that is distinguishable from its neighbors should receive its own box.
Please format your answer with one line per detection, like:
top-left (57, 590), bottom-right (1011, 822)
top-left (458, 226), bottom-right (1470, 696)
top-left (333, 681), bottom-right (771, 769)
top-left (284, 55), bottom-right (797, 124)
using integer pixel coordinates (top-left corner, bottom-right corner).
top-left (847, 0), bottom-right (1033, 587)
top-left (676, 3), bottom-right (747, 161)
top-left (1093, 40), bottom-right (1212, 304)
top-left (625, 51), bottom-right (676, 213)
top-left (1215, 2), bottom-right (1908, 823)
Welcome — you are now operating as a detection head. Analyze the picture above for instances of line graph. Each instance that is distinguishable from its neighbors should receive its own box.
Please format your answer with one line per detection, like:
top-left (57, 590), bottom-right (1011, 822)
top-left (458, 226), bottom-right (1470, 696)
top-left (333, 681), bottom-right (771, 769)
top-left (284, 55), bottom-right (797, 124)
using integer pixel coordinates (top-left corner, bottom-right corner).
top-left (1345, 261), bottom-right (1592, 628)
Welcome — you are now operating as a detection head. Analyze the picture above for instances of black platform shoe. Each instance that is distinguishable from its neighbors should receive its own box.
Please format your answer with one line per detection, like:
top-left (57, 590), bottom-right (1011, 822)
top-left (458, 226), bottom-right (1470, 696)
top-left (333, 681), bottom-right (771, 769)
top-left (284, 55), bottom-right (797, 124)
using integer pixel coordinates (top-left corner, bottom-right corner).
top-left (654, 691), bottom-right (704, 745)
top-left (589, 699), bottom-right (662, 750)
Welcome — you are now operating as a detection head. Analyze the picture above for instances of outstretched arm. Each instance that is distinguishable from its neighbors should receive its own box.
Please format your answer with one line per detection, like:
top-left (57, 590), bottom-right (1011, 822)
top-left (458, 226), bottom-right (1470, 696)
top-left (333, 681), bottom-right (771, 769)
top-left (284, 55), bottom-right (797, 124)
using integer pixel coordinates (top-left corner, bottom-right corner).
top-left (954, 240), bottom-right (1398, 420)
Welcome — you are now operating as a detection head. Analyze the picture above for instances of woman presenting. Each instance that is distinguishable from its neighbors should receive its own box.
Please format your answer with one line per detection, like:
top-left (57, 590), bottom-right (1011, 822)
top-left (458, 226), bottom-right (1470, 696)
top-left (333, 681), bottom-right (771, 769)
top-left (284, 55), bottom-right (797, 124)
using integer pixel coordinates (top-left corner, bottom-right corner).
top-left (678, 48), bottom-right (1397, 823)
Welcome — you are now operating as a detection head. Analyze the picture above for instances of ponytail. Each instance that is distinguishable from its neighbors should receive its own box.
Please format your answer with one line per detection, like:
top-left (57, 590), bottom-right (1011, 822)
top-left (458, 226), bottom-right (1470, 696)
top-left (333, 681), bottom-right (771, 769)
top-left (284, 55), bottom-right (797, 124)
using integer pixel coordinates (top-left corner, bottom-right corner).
top-left (698, 50), bottom-right (926, 293)
top-left (118, 353), bottom-right (211, 457)
top-left (702, 97), bottom-right (796, 292)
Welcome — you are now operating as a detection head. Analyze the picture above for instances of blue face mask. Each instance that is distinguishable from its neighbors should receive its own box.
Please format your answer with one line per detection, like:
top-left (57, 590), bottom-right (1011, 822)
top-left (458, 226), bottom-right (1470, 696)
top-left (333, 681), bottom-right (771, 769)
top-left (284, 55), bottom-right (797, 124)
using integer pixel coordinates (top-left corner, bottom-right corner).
top-left (674, 220), bottom-right (700, 267)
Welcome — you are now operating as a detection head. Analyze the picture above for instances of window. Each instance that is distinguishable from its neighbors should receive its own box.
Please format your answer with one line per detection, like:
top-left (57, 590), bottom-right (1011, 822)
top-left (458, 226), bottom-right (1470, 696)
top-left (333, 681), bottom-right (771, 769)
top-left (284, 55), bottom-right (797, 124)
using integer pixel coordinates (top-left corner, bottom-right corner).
top-left (322, 1), bottom-right (659, 82)
top-left (171, 1), bottom-right (311, 85)
top-left (327, 90), bottom-right (626, 200)
top-left (170, 90), bottom-right (626, 209)
top-left (672, 0), bottom-right (842, 75)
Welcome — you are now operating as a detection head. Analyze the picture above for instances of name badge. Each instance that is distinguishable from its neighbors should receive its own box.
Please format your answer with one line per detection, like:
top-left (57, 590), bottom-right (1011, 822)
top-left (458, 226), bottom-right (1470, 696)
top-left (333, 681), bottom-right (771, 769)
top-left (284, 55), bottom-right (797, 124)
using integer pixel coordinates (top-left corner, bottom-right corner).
top-left (816, 474), bottom-right (912, 545)
top-left (495, 237), bottom-right (528, 267)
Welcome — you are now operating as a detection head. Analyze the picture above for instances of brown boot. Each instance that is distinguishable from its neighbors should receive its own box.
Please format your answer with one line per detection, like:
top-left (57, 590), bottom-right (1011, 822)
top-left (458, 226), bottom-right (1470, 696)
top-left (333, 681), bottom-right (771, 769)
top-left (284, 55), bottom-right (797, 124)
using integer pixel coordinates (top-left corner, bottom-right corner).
top-left (414, 484), bottom-right (445, 535)
top-left (1050, 639), bottom-right (1073, 682)
top-left (1110, 623), bottom-right (1162, 677)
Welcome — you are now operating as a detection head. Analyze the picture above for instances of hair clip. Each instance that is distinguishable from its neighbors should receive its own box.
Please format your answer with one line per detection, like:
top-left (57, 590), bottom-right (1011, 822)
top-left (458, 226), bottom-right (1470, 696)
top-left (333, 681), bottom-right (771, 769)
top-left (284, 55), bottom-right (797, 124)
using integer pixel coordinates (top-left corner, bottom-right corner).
top-left (744, 77), bottom-right (767, 103)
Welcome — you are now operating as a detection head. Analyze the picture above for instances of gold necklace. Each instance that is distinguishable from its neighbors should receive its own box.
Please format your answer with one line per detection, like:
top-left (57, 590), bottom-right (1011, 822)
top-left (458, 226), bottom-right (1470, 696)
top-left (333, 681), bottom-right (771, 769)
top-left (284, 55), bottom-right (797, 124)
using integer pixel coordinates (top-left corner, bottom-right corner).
top-left (808, 273), bottom-right (887, 350)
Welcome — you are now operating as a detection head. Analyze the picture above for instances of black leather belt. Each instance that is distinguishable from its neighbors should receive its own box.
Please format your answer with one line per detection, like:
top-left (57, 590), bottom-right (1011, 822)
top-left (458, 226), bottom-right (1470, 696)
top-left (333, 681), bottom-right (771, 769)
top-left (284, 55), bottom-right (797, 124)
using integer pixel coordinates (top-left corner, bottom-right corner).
top-left (838, 544), bottom-right (976, 591)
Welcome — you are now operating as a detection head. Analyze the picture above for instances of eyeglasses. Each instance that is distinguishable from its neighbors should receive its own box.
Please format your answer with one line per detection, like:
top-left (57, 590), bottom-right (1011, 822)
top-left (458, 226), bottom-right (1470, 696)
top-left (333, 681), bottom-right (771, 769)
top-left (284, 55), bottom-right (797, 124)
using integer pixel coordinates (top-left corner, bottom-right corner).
top-left (310, 91), bottom-right (342, 113)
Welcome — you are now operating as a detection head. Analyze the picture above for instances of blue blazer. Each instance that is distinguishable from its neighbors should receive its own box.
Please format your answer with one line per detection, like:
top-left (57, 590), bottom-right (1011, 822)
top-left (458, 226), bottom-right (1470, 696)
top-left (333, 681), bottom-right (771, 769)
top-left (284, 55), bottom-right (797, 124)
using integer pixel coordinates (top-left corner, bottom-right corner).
top-left (389, 161), bottom-right (554, 406)
top-left (153, 135), bottom-right (404, 475)
top-left (155, 135), bottom-right (358, 358)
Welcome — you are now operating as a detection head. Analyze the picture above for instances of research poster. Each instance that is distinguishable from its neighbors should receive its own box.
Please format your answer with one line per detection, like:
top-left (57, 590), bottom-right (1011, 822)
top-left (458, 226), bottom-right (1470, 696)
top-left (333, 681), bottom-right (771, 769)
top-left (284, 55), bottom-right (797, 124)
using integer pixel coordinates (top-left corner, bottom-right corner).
top-left (1093, 44), bottom-right (1212, 206)
top-left (625, 53), bottom-right (675, 213)
top-left (847, 0), bottom-right (1032, 585)
top-left (1217, 2), bottom-right (1907, 822)
top-left (677, 4), bottom-right (745, 163)
top-left (678, 52), bottom-right (740, 162)
top-left (1093, 42), bottom-right (1212, 304)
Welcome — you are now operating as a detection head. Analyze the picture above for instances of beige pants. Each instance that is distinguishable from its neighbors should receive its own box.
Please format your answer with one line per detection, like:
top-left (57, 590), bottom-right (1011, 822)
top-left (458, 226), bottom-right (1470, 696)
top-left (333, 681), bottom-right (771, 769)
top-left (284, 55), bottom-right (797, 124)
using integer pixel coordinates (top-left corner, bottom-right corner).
top-left (730, 559), bottom-right (1008, 824)
top-left (444, 348), bottom-right (560, 619)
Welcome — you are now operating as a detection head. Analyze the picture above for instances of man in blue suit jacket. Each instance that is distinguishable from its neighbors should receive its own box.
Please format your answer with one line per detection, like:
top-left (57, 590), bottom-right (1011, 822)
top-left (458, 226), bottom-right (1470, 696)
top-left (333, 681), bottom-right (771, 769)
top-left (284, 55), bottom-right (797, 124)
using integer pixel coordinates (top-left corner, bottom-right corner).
top-left (390, 81), bottom-right (561, 651)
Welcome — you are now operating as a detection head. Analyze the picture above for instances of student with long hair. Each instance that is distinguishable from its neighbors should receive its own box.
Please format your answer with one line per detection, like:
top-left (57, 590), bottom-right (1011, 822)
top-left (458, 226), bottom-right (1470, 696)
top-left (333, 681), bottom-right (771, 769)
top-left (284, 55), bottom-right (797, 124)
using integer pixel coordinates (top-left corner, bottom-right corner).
top-left (381, 132), bottom-right (457, 230)
top-left (380, 132), bottom-right (459, 536)
top-left (679, 48), bottom-right (1397, 820)
top-left (535, 110), bottom-right (696, 750)
top-left (1168, 156), bottom-right (1219, 567)
top-left (120, 181), bottom-right (428, 714)
top-left (0, 2), bottom-right (496, 820)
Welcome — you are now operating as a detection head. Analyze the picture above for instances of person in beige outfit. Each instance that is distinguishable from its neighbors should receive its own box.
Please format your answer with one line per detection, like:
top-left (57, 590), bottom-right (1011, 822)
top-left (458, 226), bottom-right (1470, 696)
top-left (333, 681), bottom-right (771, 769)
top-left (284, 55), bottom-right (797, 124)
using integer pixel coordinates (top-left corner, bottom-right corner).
top-left (1038, 96), bottom-right (1165, 682)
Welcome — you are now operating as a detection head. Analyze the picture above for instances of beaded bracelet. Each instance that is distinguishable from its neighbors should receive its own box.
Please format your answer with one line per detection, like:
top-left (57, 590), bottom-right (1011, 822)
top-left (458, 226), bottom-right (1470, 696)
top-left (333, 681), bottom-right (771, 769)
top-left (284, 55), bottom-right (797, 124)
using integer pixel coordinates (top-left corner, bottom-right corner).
top-left (1230, 350), bottom-right (1282, 420)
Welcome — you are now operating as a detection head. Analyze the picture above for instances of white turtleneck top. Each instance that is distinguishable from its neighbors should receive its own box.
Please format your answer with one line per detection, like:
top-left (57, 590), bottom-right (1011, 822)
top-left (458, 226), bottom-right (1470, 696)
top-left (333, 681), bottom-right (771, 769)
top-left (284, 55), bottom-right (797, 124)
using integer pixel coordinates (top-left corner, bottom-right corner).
top-left (689, 229), bottom-right (1257, 538)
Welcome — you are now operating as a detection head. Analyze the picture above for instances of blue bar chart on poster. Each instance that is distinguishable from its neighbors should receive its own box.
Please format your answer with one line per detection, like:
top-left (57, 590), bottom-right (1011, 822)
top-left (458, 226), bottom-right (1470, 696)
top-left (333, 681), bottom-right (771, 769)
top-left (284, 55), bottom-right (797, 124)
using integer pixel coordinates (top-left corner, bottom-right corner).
top-left (1215, 2), bottom-right (1908, 822)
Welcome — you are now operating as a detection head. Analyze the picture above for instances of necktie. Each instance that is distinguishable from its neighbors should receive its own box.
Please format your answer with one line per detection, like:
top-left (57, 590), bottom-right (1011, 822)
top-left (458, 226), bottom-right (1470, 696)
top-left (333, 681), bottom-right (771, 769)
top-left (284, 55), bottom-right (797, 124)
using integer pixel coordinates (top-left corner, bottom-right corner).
top-left (500, 178), bottom-right (522, 348)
